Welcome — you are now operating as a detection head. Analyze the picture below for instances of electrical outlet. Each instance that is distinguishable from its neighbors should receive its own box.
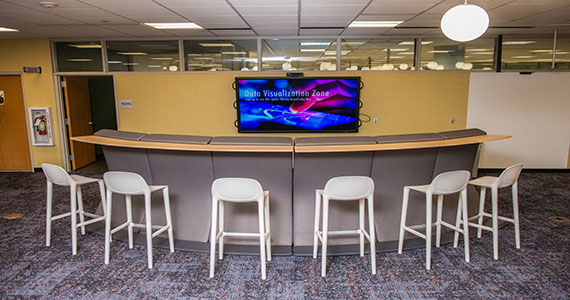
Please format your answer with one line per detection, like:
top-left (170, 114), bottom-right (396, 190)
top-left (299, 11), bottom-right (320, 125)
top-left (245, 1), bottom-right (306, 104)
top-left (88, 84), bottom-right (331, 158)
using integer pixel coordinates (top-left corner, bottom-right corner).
top-left (450, 117), bottom-right (455, 124)
top-left (373, 117), bottom-right (378, 124)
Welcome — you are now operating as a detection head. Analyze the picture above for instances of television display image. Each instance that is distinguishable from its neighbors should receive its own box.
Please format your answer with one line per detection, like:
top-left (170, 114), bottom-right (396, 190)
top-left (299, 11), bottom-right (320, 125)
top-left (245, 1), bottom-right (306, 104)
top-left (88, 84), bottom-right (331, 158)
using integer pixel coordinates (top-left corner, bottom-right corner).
top-left (235, 77), bottom-right (360, 133)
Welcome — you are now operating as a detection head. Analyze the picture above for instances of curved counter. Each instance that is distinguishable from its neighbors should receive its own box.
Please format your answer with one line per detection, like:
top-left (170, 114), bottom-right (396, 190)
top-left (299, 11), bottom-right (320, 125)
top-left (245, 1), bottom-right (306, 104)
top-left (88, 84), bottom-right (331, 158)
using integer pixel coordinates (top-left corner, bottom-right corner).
top-left (73, 129), bottom-right (509, 255)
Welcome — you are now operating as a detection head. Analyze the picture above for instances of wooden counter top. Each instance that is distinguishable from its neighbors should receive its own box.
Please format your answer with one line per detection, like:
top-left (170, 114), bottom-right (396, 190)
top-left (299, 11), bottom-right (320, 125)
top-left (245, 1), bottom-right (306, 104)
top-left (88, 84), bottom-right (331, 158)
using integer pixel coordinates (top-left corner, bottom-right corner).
top-left (293, 134), bottom-right (510, 153)
top-left (71, 135), bottom-right (294, 153)
top-left (72, 134), bottom-right (509, 154)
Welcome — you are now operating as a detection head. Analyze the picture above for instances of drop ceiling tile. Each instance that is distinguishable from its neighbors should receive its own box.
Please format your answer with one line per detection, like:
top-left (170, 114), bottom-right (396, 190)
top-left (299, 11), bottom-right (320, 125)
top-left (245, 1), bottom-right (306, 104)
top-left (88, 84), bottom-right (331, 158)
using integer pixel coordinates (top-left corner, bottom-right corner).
top-left (244, 15), bottom-right (298, 23)
top-left (354, 15), bottom-right (416, 22)
top-left (364, 4), bottom-right (435, 15)
top-left (300, 28), bottom-right (344, 36)
top-left (342, 27), bottom-right (392, 36)
top-left (3, 0), bottom-right (90, 9)
top-left (171, 6), bottom-right (238, 16)
top-left (255, 28), bottom-right (298, 36)
top-left (208, 29), bottom-right (257, 37)
top-left (302, 5), bottom-right (366, 15)
top-left (303, 0), bottom-right (369, 5)
top-left (154, 0), bottom-right (230, 7)
top-left (230, 0), bottom-right (298, 6)
top-left (100, 24), bottom-right (175, 37)
top-left (0, 9), bottom-right (83, 25)
top-left (50, 25), bottom-right (144, 38)
top-left (301, 14), bottom-right (355, 23)
top-left (301, 20), bottom-right (350, 27)
top-left (235, 6), bottom-right (298, 16)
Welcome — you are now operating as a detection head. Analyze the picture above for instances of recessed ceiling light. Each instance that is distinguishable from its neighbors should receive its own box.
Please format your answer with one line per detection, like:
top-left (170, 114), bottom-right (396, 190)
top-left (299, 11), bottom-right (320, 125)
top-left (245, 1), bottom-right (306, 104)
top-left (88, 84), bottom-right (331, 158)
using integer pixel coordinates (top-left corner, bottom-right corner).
top-left (199, 43), bottom-right (234, 47)
top-left (69, 44), bottom-right (101, 49)
top-left (0, 27), bottom-right (19, 32)
top-left (428, 50), bottom-right (452, 53)
top-left (150, 57), bottom-right (173, 60)
top-left (466, 48), bottom-right (492, 52)
top-left (221, 51), bottom-right (247, 55)
top-left (503, 41), bottom-right (536, 45)
top-left (398, 52), bottom-right (415, 55)
top-left (38, 1), bottom-right (59, 9)
top-left (108, 61), bottom-right (123, 64)
top-left (143, 22), bottom-right (203, 29)
top-left (66, 58), bottom-right (93, 62)
top-left (382, 48), bottom-right (408, 52)
top-left (398, 41), bottom-right (434, 45)
top-left (349, 21), bottom-right (403, 28)
top-left (300, 49), bottom-right (326, 52)
top-left (300, 42), bottom-right (331, 46)
top-left (117, 52), bottom-right (147, 55)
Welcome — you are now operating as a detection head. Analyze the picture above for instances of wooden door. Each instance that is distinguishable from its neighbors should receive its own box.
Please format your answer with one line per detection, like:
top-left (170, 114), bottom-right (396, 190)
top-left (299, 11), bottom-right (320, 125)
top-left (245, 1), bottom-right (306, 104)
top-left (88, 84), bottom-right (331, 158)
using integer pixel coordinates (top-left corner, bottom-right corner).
top-left (63, 76), bottom-right (95, 170)
top-left (0, 75), bottom-right (32, 171)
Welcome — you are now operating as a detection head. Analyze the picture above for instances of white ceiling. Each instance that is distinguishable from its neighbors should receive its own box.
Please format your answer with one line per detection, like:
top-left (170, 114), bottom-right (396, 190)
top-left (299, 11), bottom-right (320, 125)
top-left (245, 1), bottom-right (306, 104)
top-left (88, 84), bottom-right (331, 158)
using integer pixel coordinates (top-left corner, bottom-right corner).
top-left (0, 0), bottom-right (569, 39)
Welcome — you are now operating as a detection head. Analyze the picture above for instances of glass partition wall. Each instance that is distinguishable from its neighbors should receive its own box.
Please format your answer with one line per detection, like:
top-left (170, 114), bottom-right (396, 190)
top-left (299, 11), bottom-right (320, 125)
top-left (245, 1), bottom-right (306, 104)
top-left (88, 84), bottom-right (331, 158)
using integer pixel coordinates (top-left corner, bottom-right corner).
top-left (53, 34), bottom-right (567, 73)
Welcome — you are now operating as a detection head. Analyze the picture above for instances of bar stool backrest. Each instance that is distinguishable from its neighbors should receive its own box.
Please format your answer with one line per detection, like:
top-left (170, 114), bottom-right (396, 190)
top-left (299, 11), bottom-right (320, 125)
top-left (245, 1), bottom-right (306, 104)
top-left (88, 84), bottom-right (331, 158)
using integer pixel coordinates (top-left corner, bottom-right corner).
top-left (212, 177), bottom-right (263, 202)
top-left (496, 164), bottom-right (524, 188)
top-left (41, 163), bottom-right (73, 186)
top-left (428, 170), bottom-right (471, 195)
top-left (104, 171), bottom-right (150, 195)
top-left (324, 176), bottom-right (374, 200)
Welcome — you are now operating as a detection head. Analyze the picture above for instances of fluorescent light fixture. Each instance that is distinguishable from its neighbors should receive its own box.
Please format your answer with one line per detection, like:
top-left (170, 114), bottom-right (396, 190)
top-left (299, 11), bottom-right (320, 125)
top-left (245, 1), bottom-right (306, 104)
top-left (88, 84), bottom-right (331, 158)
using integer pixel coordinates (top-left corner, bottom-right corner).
top-left (503, 41), bottom-right (536, 45)
top-left (108, 61), bottom-right (123, 64)
top-left (349, 21), bottom-right (403, 28)
top-left (428, 50), bottom-right (452, 53)
top-left (221, 51), bottom-right (247, 55)
top-left (300, 42), bottom-right (331, 46)
top-left (117, 52), bottom-right (147, 55)
top-left (398, 52), bottom-right (415, 55)
top-left (529, 50), bottom-right (555, 53)
top-left (199, 43), bottom-right (234, 47)
top-left (70, 44), bottom-right (101, 49)
top-left (123, 63), bottom-right (139, 66)
top-left (470, 52), bottom-right (494, 55)
top-left (263, 56), bottom-right (288, 62)
top-left (147, 65), bottom-right (162, 68)
top-left (342, 41), bottom-right (366, 46)
top-left (324, 51), bottom-right (350, 55)
top-left (187, 54), bottom-right (202, 56)
top-left (144, 22), bottom-right (202, 29)
top-left (150, 57), bottom-right (173, 60)
top-left (466, 48), bottom-right (493, 52)
top-left (511, 56), bottom-right (535, 59)
top-left (382, 48), bottom-right (408, 52)
top-left (388, 56), bottom-right (405, 59)
top-left (66, 58), bottom-right (93, 62)
top-left (0, 27), bottom-right (19, 32)
top-left (398, 41), bottom-right (434, 46)
top-left (300, 49), bottom-right (326, 52)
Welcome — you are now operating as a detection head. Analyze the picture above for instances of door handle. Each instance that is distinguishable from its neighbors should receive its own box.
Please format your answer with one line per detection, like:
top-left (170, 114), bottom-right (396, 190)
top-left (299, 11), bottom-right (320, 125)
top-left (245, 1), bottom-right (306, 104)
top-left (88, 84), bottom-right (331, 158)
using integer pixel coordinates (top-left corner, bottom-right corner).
top-left (88, 121), bottom-right (94, 125)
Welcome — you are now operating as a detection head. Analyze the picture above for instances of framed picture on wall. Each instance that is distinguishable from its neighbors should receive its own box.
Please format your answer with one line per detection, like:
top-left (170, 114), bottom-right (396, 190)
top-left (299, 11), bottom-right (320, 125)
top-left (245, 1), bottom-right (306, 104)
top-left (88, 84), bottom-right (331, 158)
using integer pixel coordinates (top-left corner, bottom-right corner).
top-left (28, 107), bottom-right (54, 146)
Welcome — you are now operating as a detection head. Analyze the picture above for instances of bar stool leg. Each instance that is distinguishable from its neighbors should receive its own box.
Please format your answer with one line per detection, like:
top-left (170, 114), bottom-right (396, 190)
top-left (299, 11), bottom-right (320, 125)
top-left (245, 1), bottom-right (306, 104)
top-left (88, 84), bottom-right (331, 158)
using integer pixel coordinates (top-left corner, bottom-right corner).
top-left (126, 195), bottom-right (133, 249)
top-left (435, 195), bottom-right (443, 248)
top-left (218, 201), bottom-right (224, 260)
top-left (77, 185), bottom-right (86, 235)
top-left (70, 184), bottom-right (78, 255)
top-left (46, 181), bottom-right (53, 247)
top-left (512, 182), bottom-right (521, 249)
top-left (98, 180), bottom-right (106, 216)
top-left (163, 187), bottom-right (175, 252)
top-left (491, 187), bottom-right (499, 260)
top-left (359, 198), bottom-right (365, 256)
top-left (425, 192), bottom-right (432, 270)
top-left (264, 192), bottom-right (271, 261)
top-left (367, 195), bottom-right (376, 274)
top-left (144, 192), bottom-right (153, 269)
top-left (477, 187), bottom-right (487, 238)
top-left (398, 187), bottom-right (410, 254)
top-left (321, 197), bottom-right (329, 277)
top-left (104, 190), bottom-right (113, 265)
top-left (453, 196), bottom-right (462, 248)
top-left (257, 199), bottom-right (267, 280)
top-left (461, 189), bottom-right (470, 262)
top-left (313, 190), bottom-right (322, 259)
top-left (209, 198), bottom-right (218, 278)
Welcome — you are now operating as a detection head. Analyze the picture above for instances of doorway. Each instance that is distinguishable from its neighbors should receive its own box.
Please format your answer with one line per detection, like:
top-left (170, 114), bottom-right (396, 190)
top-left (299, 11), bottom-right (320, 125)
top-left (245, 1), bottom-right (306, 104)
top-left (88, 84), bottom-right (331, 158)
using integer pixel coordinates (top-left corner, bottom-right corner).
top-left (0, 75), bottom-right (32, 171)
top-left (61, 75), bottom-right (116, 171)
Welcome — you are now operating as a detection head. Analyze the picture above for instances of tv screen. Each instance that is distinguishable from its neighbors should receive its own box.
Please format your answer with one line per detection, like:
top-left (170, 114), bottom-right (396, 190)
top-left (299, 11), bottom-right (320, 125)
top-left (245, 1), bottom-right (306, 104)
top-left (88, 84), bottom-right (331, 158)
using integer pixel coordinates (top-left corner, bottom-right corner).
top-left (235, 77), bottom-right (361, 133)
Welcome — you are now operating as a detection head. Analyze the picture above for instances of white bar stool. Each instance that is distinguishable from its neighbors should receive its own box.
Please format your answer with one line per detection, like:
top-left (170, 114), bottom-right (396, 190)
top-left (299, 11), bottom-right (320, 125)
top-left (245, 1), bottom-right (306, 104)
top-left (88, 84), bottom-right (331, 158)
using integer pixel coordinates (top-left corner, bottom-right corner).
top-left (209, 178), bottom-right (271, 280)
top-left (457, 163), bottom-right (523, 260)
top-left (103, 171), bottom-right (174, 269)
top-left (42, 163), bottom-right (106, 255)
top-left (313, 176), bottom-right (376, 277)
top-left (398, 170), bottom-right (471, 270)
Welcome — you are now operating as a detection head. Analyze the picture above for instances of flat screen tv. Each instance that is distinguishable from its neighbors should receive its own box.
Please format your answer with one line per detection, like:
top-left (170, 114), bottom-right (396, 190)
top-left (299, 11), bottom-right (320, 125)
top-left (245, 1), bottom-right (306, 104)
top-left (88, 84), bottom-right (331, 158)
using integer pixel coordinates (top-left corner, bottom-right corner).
top-left (235, 77), bottom-right (361, 133)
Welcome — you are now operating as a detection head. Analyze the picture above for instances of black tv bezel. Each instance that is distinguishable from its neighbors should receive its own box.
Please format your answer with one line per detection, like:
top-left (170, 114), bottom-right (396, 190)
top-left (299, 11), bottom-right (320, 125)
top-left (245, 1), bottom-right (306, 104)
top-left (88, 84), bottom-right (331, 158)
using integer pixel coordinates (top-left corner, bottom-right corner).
top-left (234, 76), bottom-right (361, 133)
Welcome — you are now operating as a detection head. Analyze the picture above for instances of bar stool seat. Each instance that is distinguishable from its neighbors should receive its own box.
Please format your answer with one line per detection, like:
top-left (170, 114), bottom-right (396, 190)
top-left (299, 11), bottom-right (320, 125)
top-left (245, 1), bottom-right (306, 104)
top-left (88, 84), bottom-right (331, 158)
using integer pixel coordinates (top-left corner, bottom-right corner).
top-left (42, 163), bottom-right (106, 255)
top-left (103, 171), bottom-right (174, 269)
top-left (398, 170), bottom-right (471, 270)
top-left (209, 178), bottom-right (271, 280)
top-left (457, 163), bottom-right (523, 260)
top-left (313, 176), bottom-right (376, 276)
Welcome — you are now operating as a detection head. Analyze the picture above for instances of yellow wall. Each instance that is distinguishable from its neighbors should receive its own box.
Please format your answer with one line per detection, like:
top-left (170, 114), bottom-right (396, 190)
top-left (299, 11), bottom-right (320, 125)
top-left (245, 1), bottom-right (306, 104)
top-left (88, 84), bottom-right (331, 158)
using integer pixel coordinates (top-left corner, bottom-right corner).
top-left (0, 39), bottom-right (62, 168)
top-left (116, 71), bottom-right (470, 137)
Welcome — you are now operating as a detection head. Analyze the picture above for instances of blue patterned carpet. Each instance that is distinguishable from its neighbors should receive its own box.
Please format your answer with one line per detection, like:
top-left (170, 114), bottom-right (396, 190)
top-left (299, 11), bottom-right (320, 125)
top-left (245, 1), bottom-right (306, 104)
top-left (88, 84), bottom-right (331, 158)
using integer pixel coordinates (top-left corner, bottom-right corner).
top-left (0, 171), bottom-right (568, 299)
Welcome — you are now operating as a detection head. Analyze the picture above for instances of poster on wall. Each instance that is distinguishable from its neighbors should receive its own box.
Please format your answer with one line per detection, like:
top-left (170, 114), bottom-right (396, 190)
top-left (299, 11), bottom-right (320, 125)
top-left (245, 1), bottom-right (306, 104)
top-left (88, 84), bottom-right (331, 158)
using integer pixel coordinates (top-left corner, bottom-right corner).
top-left (28, 107), bottom-right (54, 146)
